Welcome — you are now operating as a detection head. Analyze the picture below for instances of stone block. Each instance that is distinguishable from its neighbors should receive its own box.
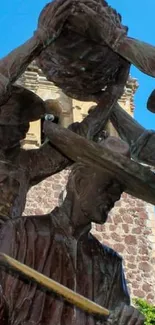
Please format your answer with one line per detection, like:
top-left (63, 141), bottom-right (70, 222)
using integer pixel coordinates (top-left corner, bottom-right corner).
top-left (139, 262), bottom-right (152, 272)
top-left (125, 235), bottom-right (137, 245)
top-left (132, 227), bottom-right (141, 234)
top-left (133, 289), bottom-right (145, 298)
top-left (122, 224), bottom-right (129, 233)
top-left (113, 243), bottom-right (125, 253)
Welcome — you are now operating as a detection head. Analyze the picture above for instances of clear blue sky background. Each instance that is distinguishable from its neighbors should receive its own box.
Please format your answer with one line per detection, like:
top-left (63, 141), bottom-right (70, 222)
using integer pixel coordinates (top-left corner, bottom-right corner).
top-left (0, 0), bottom-right (155, 129)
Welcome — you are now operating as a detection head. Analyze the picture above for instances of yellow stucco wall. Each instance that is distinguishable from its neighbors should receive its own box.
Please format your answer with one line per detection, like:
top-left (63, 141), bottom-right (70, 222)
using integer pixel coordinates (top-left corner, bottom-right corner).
top-left (28, 120), bottom-right (41, 146)
top-left (27, 96), bottom-right (133, 146)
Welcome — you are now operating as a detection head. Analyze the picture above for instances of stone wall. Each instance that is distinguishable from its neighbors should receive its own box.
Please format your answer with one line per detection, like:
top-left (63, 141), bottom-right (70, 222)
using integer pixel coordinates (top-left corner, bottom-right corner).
top-left (24, 168), bottom-right (155, 304)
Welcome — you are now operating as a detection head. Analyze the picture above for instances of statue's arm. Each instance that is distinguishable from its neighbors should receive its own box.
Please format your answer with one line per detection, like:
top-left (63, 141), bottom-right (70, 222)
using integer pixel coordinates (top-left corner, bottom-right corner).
top-left (0, 34), bottom-right (45, 106)
top-left (27, 81), bottom-right (128, 185)
top-left (0, 35), bottom-right (43, 83)
top-left (68, 89), bottom-right (114, 141)
top-left (106, 256), bottom-right (130, 310)
top-left (0, 222), bottom-right (17, 324)
top-left (110, 103), bottom-right (145, 146)
top-left (111, 104), bottom-right (155, 166)
top-left (69, 61), bottom-right (130, 141)
top-left (27, 58), bottom-right (129, 186)
top-left (0, 294), bottom-right (8, 325)
top-left (28, 99), bottom-right (113, 185)
top-left (78, 1), bottom-right (155, 79)
top-left (0, 0), bottom-right (72, 105)
top-left (103, 257), bottom-right (144, 324)
top-left (115, 36), bottom-right (155, 78)
top-left (27, 85), bottom-right (124, 186)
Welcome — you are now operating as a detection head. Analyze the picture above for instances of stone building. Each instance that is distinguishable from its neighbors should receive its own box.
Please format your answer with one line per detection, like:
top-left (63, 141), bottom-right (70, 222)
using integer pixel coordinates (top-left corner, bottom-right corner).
top-left (20, 63), bottom-right (155, 304)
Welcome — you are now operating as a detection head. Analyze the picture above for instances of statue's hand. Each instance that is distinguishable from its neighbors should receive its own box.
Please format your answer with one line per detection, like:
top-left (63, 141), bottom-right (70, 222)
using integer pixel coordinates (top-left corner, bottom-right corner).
top-left (77, 0), bottom-right (126, 50)
top-left (105, 304), bottom-right (145, 325)
top-left (36, 0), bottom-right (72, 46)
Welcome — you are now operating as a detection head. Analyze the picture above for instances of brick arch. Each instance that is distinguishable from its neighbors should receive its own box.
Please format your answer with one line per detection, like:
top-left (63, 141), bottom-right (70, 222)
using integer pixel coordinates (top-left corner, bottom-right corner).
top-left (44, 95), bottom-right (73, 128)
top-left (45, 99), bottom-right (63, 117)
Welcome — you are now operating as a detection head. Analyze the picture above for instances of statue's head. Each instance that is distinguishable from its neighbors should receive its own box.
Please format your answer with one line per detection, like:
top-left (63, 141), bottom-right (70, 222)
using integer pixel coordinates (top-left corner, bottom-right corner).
top-left (0, 123), bottom-right (29, 149)
top-left (0, 85), bottom-right (46, 149)
top-left (65, 136), bottom-right (130, 224)
top-left (66, 162), bottom-right (123, 224)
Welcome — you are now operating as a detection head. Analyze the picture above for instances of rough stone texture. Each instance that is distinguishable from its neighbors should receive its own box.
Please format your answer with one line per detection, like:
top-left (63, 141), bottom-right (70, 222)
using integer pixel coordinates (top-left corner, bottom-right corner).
top-left (23, 169), bottom-right (69, 215)
top-left (24, 168), bottom-right (155, 304)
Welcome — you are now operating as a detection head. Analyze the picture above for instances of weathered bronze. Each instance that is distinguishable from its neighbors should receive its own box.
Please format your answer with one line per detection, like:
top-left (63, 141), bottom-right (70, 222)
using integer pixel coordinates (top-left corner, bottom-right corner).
top-left (110, 103), bottom-right (155, 167)
top-left (0, 0), bottom-right (72, 106)
top-left (0, 161), bottom-right (144, 324)
top-left (0, 85), bottom-right (121, 220)
top-left (0, 0), bottom-right (155, 107)
top-left (0, 253), bottom-right (110, 318)
top-left (37, 0), bottom-right (155, 108)
top-left (44, 120), bottom-right (155, 205)
top-left (0, 0), bottom-right (130, 107)
top-left (37, 0), bottom-right (130, 102)
top-left (0, 0), bottom-right (155, 324)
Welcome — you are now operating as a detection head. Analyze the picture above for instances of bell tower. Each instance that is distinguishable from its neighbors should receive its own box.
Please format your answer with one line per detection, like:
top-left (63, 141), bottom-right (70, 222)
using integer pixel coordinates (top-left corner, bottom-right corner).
top-left (17, 63), bottom-right (138, 147)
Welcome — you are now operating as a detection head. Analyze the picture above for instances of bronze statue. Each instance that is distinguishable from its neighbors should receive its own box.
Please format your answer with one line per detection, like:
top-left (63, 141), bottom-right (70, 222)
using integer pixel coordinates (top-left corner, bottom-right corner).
top-left (73, 0), bottom-right (155, 109)
top-left (0, 151), bottom-right (144, 324)
top-left (0, 0), bottom-right (72, 106)
top-left (37, 0), bottom-right (130, 102)
top-left (1, 0), bottom-right (155, 108)
top-left (0, 81), bottom-right (120, 221)
top-left (0, 0), bottom-right (130, 105)
top-left (36, 0), bottom-right (155, 109)
top-left (109, 103), bottom-right (155, 167)
top-left (43, 119), bottom-right (155, 205)
top-left (0, 0), bottom-right (132, 221)
top-left (0, 1), bottom-right (154, 323)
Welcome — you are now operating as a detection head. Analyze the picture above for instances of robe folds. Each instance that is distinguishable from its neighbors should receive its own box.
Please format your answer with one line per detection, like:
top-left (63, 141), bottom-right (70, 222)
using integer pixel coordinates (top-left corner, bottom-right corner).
top-left (0, 208), bottom-right (130, 325)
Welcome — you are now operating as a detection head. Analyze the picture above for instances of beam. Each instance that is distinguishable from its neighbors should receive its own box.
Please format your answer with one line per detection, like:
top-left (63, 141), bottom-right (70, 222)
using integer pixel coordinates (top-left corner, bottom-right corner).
top-left (0, 253), bottom-right (109, 318)
top-left (44, 121), bottom-right (155, 205)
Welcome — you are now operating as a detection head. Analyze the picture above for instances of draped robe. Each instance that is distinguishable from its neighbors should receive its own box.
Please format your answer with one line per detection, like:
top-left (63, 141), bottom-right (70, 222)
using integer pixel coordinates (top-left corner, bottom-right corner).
top-left (0, 207), bottom-right (130, 325)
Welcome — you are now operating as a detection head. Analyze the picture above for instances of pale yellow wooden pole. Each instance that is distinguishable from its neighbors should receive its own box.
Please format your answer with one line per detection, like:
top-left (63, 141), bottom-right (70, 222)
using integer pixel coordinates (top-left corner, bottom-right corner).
top-left (0, 253), bottom-right (109, 318)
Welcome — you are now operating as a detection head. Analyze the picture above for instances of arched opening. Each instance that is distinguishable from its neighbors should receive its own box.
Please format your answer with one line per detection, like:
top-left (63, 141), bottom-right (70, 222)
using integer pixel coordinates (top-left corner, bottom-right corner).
top-left (41, 99), bottom-right (63, 144)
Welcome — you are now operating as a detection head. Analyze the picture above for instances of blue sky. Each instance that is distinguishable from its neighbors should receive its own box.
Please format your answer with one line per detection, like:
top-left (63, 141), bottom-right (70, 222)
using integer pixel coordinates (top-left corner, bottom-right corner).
top-left (0, 0), bottom-right (155, 129)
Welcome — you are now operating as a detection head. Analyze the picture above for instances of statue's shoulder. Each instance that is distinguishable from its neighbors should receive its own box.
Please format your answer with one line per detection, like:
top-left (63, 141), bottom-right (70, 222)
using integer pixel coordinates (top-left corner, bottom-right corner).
top-left (0, 214), bottom-right (53, 239)
top-left (88, 233), bottom-right (122, 263)
top-left (21, 214), bottom-right (54, 235)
